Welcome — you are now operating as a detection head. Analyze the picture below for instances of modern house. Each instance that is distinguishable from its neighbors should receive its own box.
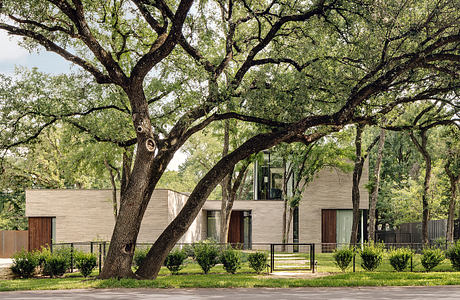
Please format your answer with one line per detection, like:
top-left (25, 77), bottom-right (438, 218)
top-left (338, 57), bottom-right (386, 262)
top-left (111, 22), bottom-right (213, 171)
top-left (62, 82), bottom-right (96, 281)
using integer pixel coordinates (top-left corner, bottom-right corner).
top-left (25, 156), bottom-right (369, 252)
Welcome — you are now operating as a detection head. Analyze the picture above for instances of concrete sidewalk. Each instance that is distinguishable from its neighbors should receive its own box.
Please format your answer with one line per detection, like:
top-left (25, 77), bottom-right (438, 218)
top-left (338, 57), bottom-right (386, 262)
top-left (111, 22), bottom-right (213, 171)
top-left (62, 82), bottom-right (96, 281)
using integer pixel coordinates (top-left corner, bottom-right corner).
top-left (2, 286), bottom-right (460, 299)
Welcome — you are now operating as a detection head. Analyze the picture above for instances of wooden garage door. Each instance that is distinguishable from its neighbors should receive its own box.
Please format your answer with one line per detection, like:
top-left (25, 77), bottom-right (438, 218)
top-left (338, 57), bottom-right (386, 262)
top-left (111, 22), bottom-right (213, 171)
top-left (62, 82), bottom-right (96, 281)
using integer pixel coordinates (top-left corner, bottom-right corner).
top-left (321, 209), bottom-right (336, 252)
top-left (28, 217), bottom-right (52, 251)
top-left (228, 211), bottom-right (243, 245)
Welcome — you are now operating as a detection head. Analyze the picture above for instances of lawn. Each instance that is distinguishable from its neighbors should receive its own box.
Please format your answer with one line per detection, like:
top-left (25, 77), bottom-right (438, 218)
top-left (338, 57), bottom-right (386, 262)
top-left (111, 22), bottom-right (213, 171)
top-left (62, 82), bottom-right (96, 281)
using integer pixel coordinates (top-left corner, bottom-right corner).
top-left (1, 253), bottom-right (459, 291)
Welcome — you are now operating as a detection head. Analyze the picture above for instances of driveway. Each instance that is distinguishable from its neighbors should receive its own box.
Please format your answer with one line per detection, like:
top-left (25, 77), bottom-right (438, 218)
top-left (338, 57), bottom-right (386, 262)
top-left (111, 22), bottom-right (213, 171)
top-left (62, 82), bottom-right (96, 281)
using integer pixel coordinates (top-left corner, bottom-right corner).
top-left (2, 286), bottom-right (460, 299)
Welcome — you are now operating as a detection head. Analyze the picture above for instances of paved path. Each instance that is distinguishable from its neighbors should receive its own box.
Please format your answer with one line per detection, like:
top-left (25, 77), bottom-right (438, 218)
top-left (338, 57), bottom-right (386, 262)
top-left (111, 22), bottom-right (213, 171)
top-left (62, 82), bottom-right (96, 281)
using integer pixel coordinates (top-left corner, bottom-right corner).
top-left (2, 286), bottom-right (460, 299)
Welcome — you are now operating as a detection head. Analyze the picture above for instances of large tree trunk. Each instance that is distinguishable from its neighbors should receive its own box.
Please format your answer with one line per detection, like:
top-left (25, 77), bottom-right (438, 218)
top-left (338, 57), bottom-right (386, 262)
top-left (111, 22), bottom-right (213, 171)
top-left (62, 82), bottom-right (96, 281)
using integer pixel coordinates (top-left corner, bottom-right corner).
top-left (368, 129), bottom-right (385, 242)
top-left (220, 120), bottom-right (232, 244)
top-left (446, 161), bottom-right (460, 243)
top-left (99, 89), bottom-right (170, 279)
top-left (409, 129), bottom-right (431, 245)
top-left (350, 125), bottom-right (364, 245)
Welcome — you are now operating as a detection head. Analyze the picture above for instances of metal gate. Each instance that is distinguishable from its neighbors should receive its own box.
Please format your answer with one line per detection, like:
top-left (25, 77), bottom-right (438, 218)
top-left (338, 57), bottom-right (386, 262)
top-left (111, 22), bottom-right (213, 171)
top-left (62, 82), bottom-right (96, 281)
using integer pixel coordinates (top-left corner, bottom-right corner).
top-left (270, 243), bottom-right (315, 273)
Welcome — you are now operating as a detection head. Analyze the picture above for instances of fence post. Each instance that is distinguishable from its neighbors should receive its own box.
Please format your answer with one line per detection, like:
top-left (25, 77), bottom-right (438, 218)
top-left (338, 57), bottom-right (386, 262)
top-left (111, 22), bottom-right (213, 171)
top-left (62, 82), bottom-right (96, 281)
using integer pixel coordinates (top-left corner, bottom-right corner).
top-left (90, 242), bottom-right (93, 254)
top-left (270, 244), bottom-right (274, 273)
top-left (98, 243), bottom-right (102, 274)
top-left (311, 244), bottom-right (315, 273)
top-left (70, 243), bottom-right (74, 273)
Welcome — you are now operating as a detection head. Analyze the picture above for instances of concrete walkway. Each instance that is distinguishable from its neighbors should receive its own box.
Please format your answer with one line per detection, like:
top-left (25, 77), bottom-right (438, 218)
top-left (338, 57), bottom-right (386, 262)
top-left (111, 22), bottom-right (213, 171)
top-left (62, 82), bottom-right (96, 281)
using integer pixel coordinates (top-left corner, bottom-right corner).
top-left (2, 286), bottom-right (460, 299)
top-left (0, 258), bottom-right (13, 268)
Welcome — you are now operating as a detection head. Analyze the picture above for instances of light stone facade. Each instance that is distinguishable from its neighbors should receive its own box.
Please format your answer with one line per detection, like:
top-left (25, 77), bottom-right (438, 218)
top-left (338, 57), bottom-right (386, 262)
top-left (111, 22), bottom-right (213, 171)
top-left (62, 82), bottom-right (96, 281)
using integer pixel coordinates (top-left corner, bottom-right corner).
top-left (25, 162), bottom-right (368, 247)
top-left (25, 189), bottom-right (202, 244)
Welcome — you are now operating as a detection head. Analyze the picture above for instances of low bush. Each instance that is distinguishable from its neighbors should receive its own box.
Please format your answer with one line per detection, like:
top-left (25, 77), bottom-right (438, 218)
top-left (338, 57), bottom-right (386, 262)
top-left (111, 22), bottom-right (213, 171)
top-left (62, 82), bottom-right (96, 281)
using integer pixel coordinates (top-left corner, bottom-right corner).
top-left (446, 241), bottom-right (460, 271)
top-left (388, 247), bottom-right (413, 272)
top-left (360, 243), bottom-right (384, 271)
top-left (220, 247), bottom-right (241, 274)
top-left (75, 252), bottom-right (97, 277)
top-left (193, 240), bottom-right (220, 274)
top-left (421, 248), bottom-right (444, 272)
top-left (248, 251), bottom-right (268, 274)
top-left (10, 250), bottom-right (39, 278)
top-left (43, 255), bottom-right (69, 278)
top-left (182, 244), bottom-right (195, 259)
top-left (133, 247), bottom-right (149, 270)
top-left (333, 248), bottom-right (353, 272)
top-left (164, 249), bottom-right (187, 275)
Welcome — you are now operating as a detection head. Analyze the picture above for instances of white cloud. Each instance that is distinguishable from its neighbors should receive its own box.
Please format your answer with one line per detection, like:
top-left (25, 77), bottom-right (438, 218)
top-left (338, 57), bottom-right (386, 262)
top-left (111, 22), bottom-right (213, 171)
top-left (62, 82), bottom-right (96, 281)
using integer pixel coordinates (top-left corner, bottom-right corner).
top-left (0, 31), bottom-right (28, 61)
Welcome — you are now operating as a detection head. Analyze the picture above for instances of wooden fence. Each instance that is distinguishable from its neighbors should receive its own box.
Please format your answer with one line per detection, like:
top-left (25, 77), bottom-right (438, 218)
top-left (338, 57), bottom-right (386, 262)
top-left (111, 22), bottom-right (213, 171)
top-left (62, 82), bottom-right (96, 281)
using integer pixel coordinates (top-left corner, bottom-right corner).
top-left (0, 230), bottom-right (28, 258)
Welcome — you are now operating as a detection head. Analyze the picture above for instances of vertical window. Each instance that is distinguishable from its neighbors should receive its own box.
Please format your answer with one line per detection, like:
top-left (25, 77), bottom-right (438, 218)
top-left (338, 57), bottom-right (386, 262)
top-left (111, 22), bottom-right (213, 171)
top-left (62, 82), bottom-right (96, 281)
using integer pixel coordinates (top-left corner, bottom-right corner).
top-left (206, 211), bottom-right (220, 241)
top-left (243, 211), bottom-right (252, 249)
top-left (51, 217), bottom-right (56, 243)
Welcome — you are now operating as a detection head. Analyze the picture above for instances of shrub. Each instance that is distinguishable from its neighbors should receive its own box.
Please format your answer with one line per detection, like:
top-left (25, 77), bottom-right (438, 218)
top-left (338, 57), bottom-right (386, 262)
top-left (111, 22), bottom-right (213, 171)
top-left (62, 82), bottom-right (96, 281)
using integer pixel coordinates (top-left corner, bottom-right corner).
top-left (43, 255), bottom-right (69, 277)
top-left (10, 250), bottom-right (38, 278)
top-left (182, 244), bottom-right (195, 259)
top-left (333, 248), bottom-right (353, 272)
top-left (133, 247), bottom-right (149, 270)
top-left (75, 252), bottom-right (97, 277)
top-left (446, 241), bottom-right (460, 271)
top-left (360, 243), bottom-right (384, 271)
top-left (388, 247), bottom-right (413, 272)
top-left (193, 240), bottom-right (220, 274)
top-left (248, 252), bottom-right (268, 274)
top-left (421, 248), bottom-right (444, 272)
top-left (36, 246), bottom-right (52, 270)
top-left (220, 247), bottom-right (242, 274)
top-left (164, 249), bottom-right (187, 275)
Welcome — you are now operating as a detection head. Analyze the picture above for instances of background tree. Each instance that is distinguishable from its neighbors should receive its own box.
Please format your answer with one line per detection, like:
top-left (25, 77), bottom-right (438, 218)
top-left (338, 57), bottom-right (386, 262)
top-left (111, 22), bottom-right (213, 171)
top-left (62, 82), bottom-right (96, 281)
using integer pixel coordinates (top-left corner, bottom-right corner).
top-left (368, 128), bottom-right (386, 241)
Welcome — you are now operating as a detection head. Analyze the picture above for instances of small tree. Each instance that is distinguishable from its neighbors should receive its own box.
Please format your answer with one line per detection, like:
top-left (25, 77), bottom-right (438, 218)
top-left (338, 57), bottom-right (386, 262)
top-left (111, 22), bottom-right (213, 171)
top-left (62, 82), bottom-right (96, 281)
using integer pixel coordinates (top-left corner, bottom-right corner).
top-left (333, 248), bottom-right (354, 272)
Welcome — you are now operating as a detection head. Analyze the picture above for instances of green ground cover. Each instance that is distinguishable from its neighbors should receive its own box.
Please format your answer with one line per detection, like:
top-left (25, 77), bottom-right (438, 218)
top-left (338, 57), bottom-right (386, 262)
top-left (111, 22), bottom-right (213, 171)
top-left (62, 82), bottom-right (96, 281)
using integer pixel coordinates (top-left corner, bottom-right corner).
top-left (2, 252), bottom-right (459, 291)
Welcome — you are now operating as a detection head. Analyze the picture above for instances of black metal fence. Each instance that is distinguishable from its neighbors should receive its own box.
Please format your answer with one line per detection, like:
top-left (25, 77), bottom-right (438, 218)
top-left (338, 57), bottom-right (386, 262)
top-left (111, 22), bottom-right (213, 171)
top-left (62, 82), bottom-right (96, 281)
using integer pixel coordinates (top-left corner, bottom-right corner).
top-left (49, 240), bottom-right (456, 274)
top-left (269, 243), bottom-right (315, 273)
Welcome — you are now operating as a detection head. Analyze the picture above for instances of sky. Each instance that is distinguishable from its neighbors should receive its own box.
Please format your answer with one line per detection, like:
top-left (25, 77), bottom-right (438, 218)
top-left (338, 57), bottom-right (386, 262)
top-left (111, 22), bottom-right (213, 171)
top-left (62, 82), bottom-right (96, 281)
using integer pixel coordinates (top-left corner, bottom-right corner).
top-left (0, 31), bottom-right (187, 170)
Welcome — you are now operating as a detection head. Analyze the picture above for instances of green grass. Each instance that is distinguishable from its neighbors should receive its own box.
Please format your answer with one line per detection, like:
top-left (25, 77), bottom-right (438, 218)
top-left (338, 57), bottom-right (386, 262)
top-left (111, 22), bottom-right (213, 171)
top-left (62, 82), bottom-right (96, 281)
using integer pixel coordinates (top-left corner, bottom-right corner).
top-left (1, 253), bottom-right (459, 291)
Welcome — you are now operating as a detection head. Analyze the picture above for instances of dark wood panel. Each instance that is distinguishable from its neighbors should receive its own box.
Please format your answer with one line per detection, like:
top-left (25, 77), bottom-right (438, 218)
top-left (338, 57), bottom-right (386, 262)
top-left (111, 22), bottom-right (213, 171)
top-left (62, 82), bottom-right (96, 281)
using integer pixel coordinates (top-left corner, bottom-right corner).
top-left (28, 217), bottom-right (52, 251)
top-left (322, 209), bottom-right (336, 252)
top-left (228, 211), bottom-right (243, 245)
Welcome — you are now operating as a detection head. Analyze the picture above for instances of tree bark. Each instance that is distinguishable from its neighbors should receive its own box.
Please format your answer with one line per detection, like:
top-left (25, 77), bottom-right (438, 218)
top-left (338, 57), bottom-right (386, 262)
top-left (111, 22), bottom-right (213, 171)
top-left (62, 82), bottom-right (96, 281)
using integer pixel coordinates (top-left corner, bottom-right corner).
top-left (445, 160), bottom-right (460, 243)
top-left (281, 158), bottom-right (289, 250)
top-left (220, 120), bottom-right (232, 244)
top-left (350, 124), bottom-right (364, 245)
top-left (368, 128), bottom-right (386, 242)
top-left (99, 88), bottom-right (171, 279)
top-left (409, 129), bottom-right (431, 245)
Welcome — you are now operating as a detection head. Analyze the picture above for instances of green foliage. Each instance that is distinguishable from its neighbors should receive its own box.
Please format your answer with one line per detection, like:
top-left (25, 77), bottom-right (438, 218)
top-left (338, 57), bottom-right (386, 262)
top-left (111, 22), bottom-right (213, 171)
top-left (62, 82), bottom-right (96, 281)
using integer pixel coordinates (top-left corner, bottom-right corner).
top-left (164, 249), bottom-right (187, 275)
top-left (333, 248), bottom-right (353, 272)
top-left (193, 240), bottom-right (220, 274)
top-left (247, 252), bottom-right (268, 274)
top-left (388, 248), bottom-right (413, 272)
top-left (75, 252), bottom-right (97, 277)
top-left (10, 250), bottom-right (38, 278)
top-left (360, 243), bottom-right (384, 271)
top-left (220, 247), bottom-right (242, 274)
top-left (182, 244), bottom-right (195, 259)
top-left (133, 248), bottom-right (149, 270)
top-left (37, 246), bottom-right (72, 278)
top-left (446, 241), bottom-right (460, 271)
top-left (42, 256), bottom-right (69, 278)
top-left (421, 248), bottom-right (444, 272)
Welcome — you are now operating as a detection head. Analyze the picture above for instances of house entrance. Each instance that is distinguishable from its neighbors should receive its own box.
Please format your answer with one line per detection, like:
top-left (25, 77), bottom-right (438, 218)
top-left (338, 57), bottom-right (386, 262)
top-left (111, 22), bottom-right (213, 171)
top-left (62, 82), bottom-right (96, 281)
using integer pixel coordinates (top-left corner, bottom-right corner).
top-left (228, 210), bottom-right (252, 249)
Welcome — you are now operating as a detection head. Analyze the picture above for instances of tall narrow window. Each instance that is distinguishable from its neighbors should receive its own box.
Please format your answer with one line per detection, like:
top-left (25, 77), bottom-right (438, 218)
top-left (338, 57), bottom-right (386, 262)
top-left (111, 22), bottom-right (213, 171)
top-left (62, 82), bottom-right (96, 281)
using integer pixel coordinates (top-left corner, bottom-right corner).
top-left (206, 211), bottom-right (220, 241)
